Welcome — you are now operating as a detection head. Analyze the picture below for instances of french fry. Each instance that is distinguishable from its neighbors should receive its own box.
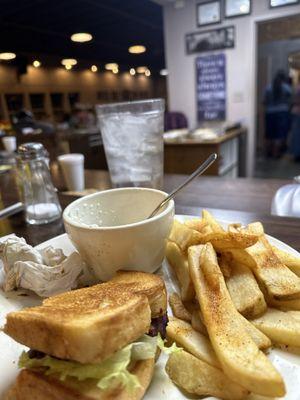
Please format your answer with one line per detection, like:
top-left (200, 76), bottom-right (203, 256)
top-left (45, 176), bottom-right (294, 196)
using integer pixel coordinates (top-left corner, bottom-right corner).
top-left (166, 317), bottom-right (220, 368)
top-left (251, 308), bottom-right (300, 347)
top-left (191, 310), bottom-right (208, 336)
top-left (166, 350), bottom-right (249, 400)
top-left (271, 246), bottom-right (300, 277)
top-left (220, 254), bottom-right (267, 319)
top-left (200, 231), bottom-right (259, 252)
top-left (233, 223), bottom-right (300, 300)
top-left (168, 220), bottom-right (202, 253)
top-left (267, 296), bottom-right (300, 311)
top-left (202, 209), bottom-right (225, 233)
top-left (169, 293), bottom-right (191, 322)
top-left (184, 218), bottom-right (208, 233)
top-left (286, 310), bottom-right (300, 321)
top-left (165, 241), bottom-right (195, 301)
top-left (246, 234), bottom-right (300, 300)
top-left (188, 244), bottom-right (285, 397)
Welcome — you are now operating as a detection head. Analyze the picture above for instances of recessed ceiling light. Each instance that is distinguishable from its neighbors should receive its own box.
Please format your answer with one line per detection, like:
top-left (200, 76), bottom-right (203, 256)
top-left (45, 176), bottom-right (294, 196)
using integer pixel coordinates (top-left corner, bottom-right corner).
top-left (71, 33), bottom-right (93, 42)
top-left (137, 66), bottom-right (148, 73)
top-left (145, 69), bottom-right (151, 77)
top-left (128, 45), bottom-right (146, 54)
top-left (65, 64), bottom-right (72, 70)
top-left (0, 52), bottom-right (16, 60)
top-left (33, 60), bottom-right (41, 68)
top-left (61, 58), bottom-right (77, 66)
top-left (91, 65), bottom-right (98, 72)
top-left (160, 69), bottom-right (168, 76)
top-left (105, 63), bottom-right (118, 71)
top-left (129, 68), bottom-right (136, 76)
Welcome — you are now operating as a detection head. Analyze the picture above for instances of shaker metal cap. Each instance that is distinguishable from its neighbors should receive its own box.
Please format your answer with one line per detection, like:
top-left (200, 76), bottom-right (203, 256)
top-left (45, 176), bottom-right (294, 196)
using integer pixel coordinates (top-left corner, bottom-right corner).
top-left (17, 142), bottom-right (48, 160)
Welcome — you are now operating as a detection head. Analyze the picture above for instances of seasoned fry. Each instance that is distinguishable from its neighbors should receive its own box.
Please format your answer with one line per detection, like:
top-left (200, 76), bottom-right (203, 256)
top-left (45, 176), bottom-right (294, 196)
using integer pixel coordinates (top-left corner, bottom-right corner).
top-left (168, 220), bottom-right (202, 253)
top-left (202, 209), bottom-right (225, 233)
top-left (165, 241), bottom-right (195, 301)
top-left (191, 310), bottom-right (208, 336)
top-left (251, 308), bottom-right (300, 347)
top-left (220, 254), bottom-right (267, 319)
top-left (200, 231), bottom-right (259, 251)
top-left (271, 246), bottom-right (300, 277)
top-left (246, 234), bottom-right (300, 300)
top-left (267, 296), bottom-right (300, 311)
top-left (166, 350), bottom-right (249, 400)
top-left (286, 311), bottom-right (300, 321)
top-left (169, 293), bottom-right (191, 322)
top-left (184, 218), bottom-right (208, 233)
top-left (166, 317), bottom-right (220, 368)
top-left (232, 223), bottom-right (300, 300)
top-left (188, 244), bottom-right (285, 397)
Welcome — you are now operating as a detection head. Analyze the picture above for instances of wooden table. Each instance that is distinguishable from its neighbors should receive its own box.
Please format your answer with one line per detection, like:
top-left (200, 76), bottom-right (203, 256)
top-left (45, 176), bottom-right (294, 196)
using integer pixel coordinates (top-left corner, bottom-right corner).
top-left (0, 166), bottom-right (299, 251)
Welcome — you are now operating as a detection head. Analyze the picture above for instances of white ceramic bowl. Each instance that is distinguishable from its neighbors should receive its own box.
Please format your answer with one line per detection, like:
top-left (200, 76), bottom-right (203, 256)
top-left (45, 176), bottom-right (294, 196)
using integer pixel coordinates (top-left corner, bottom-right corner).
top-left (63, 187), bottom-right (174, 281)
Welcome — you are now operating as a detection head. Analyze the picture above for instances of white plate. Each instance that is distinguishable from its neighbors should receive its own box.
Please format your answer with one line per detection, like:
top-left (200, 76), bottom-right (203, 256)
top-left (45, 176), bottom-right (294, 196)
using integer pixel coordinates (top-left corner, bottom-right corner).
top-left (0, 215), bottom-right (300, 399)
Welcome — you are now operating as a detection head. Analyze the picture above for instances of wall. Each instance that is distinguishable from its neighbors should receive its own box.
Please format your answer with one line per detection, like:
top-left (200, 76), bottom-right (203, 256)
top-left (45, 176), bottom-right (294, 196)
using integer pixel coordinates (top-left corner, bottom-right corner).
top-left (0, 65), bottom-right (166, 121)
top-left (163, 0), bottom-right (300, 176)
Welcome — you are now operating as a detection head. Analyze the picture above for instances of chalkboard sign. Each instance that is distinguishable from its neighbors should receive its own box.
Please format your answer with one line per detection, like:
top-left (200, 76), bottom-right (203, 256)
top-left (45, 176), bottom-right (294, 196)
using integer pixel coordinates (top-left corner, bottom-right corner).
top-left (196, 53), bottom-right (226, 122)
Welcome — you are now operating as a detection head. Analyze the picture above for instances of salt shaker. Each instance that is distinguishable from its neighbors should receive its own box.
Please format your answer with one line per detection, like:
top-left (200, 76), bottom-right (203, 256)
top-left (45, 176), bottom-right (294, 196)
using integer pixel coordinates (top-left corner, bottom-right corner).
top-left (17, 142), bottom-right (62, 225)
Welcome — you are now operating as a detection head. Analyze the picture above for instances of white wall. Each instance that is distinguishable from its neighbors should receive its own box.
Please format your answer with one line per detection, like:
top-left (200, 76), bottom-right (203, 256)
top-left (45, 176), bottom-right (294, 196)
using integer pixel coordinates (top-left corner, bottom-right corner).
top-left (163, 0), bottom-right (300, 176)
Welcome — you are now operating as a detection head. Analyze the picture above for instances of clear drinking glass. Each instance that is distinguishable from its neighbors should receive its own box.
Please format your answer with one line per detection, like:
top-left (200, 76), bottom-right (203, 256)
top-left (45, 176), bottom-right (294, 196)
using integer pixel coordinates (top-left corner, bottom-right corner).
top-left (17, 143), bottom-right (62, 225)
top-left (96, 99), bottom-right (165, 189)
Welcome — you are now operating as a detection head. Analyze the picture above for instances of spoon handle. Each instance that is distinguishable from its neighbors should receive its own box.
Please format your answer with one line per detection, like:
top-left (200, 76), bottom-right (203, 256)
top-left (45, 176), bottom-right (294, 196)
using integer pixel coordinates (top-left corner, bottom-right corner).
top-left (148, 153), bottom-right (217, 219)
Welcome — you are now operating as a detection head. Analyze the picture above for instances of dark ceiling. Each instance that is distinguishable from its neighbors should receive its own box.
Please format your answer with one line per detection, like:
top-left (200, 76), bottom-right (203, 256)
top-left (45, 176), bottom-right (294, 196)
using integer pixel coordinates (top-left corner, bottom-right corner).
top-left (0, 0), bottom-right (165, 71)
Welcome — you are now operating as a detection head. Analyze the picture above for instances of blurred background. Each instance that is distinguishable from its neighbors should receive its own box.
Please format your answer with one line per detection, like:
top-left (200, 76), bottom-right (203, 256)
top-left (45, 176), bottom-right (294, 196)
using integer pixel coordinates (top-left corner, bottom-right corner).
top-left (0, 0), bottom-right (300, 179)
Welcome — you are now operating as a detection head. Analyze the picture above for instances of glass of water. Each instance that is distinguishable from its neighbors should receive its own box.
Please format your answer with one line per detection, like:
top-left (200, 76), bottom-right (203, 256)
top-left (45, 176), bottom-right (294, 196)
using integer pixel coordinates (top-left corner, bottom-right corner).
top-left (96, 99), bottom-right (165, 189)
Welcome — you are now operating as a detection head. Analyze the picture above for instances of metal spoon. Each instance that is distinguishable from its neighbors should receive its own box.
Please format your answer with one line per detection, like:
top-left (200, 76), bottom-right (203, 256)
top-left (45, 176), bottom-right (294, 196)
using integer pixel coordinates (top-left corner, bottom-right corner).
top-left (148, 153), bottom-right (217, 219)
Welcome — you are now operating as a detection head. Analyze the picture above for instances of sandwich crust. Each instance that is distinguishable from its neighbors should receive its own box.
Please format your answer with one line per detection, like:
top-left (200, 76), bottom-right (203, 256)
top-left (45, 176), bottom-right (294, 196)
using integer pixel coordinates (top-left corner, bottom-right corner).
top-left (5, 358), bottom-right (155, 400)
top-left (4, 286), bottom-right (151, 364)
top-left (44, 271), bottom-right (167, 318)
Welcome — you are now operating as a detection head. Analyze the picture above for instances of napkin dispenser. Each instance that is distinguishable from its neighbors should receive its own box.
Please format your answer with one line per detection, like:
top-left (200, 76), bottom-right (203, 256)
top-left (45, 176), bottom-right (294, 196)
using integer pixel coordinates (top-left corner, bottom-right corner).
top-left (271, 176), bottom-right (300, 218)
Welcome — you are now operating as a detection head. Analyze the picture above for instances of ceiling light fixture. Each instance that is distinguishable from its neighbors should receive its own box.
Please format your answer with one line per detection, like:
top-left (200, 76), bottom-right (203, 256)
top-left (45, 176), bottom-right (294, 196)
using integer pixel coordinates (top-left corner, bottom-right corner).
top-left (129, 68), bottom-right (136, 76)
top-left (112, 67), bottom-right (119, 74)
top-left (33, 60), bottom-right (41, 68)
top-left (136, 66), bottom-right (148, 73)
top-left (128, 45), bottom-right (146, 54)
top-left (105, 63), bottom-right (118, 71)
top-left (0, 52), bottom-right (16, 60)
top-left (65, 64), bottom-right (72, 70)
top-left (61, 58), bottom-right (77, 66)
top-left (71, 33), bottom-right (93, 43)
top-left (160, 69), bottom-right (168, 76)
top-left (145, 69), bottom-right (151, 77)
top-left (91, 65), bottom-right (98, 72)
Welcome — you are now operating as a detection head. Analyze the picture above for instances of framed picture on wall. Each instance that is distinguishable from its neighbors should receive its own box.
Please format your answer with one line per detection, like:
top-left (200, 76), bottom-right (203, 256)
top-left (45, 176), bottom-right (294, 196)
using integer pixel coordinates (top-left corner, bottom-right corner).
top-left (186, 26), bottom-right (235, 54)
top-left (225, 0), bottom-right (251, 18)
top-left (197, 1), bottom-right (221, 27)
top-left (270, 0), bottom-right (299, 8)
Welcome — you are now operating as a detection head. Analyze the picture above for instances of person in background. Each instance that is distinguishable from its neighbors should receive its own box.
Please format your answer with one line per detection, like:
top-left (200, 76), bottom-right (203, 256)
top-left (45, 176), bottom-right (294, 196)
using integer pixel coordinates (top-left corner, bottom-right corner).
top-left (263, 70), bottom-right (291, 158)
top-left (12, 109), bottom-right (55, 135)
top-left (290, 83), bottom-right (300, 162)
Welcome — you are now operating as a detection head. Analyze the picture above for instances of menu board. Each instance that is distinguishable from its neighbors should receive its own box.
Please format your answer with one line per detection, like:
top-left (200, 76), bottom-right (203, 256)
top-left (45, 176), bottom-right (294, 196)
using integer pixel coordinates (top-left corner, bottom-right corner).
top-left (196, 53), bottom-right (226, 122)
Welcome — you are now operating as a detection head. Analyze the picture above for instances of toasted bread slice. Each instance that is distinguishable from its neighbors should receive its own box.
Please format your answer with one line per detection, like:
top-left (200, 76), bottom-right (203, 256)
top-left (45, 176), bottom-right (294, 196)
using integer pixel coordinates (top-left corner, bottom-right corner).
top-left (5, 358), bottom-right (155, 400)
top-left (44, 271), bottom-right (167, 318)
top-left (109, 271), bottom-right (167, 317)
top-left (4, 283), bottom-right (151, 364)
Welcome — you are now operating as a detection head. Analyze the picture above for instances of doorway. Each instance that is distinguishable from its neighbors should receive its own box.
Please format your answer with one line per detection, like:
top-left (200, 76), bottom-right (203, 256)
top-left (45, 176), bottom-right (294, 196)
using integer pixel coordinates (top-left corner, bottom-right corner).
top-left (255, 14), bottom-right (300, 179)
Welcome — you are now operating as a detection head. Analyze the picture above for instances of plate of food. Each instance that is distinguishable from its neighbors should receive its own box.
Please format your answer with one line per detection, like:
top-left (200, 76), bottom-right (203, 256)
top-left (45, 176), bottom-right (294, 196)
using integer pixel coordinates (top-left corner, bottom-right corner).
top-left (1, 208), bottom-right (300, 400)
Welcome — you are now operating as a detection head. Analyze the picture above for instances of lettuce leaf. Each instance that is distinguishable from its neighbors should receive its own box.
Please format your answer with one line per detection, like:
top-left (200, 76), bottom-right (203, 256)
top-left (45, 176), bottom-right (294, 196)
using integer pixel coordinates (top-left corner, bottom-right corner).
top-left (157, 333), bottom-right (182, 355)
top-left (18, 334), bottom-right (159, 392)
